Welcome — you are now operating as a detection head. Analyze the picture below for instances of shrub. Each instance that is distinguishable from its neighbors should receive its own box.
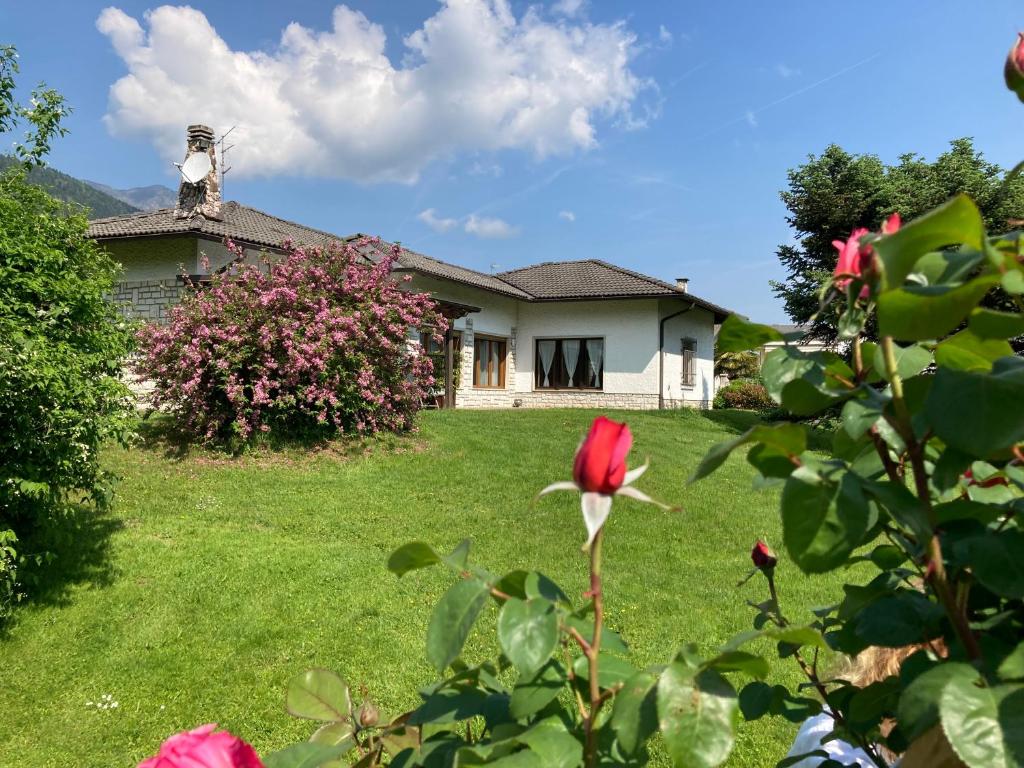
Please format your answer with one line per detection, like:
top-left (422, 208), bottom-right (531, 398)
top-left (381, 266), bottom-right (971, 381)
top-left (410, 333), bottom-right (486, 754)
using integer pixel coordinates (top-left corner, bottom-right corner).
top-left (136, 238), bottom-right (447, 442)
top-left (0, 168), bottom-right (135, 620)
top-left (712, 377), bottom-right (774, 410)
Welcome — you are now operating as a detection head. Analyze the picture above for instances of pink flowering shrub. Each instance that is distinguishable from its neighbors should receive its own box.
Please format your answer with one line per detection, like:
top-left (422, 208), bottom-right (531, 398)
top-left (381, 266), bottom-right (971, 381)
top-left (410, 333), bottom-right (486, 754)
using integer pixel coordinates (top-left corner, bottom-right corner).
top-left (136, 237), bottom-right (446, 441)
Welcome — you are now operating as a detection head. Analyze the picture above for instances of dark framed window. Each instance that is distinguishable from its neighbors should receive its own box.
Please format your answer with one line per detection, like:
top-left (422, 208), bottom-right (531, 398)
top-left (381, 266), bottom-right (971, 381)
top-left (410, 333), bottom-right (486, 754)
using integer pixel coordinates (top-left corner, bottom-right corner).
top-left (420, 331), bottom-right (461, 387)
top-left (681, 337), bottom-right (697, 388)
top-left (535, 337), bottom-right (603, 390)
top-left (473, 336), bottom-right (507, 388)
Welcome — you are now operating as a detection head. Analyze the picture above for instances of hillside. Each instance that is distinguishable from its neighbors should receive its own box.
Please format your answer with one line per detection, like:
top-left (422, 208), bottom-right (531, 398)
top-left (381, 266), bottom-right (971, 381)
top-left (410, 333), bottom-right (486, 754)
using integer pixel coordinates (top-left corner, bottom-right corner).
top-left (85, 179), bottom-right (176, 210)
top-left (0, 156), bottom-right (139, 218)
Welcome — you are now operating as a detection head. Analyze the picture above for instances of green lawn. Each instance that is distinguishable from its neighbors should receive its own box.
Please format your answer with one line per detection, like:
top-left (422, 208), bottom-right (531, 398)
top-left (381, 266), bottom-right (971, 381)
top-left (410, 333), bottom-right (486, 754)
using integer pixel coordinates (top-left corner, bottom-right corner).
top-left (0, 409), bottom-right (846, 768)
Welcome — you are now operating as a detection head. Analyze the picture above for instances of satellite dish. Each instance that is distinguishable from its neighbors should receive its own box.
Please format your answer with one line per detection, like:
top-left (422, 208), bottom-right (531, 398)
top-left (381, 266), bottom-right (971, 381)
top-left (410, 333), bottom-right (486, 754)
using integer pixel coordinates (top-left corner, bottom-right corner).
top-left (179, 152), bottom-right (212, 184)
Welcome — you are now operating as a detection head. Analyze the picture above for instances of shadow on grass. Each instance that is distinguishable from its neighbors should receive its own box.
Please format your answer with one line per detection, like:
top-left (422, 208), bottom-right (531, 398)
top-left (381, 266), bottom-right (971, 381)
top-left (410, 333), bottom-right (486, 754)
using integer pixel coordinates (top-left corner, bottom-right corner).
top-left (697, 409), bottom-right (835, 452)
top-left (3, 504), bottom-right (124, 636)
top-left (134, 412), bottom-right (419, 464)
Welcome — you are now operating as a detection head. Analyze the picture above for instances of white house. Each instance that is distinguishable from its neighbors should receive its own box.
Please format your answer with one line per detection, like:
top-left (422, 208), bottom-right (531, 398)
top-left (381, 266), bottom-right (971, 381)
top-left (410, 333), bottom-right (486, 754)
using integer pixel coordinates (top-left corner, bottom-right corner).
top-left (88, 125), bottom-right (732, 411)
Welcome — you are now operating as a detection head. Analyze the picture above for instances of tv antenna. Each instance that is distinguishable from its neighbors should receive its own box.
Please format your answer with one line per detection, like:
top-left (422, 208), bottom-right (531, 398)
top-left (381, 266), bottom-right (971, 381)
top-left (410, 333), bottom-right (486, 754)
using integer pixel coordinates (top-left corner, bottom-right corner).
top-left (216, 125), bottom-right (237, 194)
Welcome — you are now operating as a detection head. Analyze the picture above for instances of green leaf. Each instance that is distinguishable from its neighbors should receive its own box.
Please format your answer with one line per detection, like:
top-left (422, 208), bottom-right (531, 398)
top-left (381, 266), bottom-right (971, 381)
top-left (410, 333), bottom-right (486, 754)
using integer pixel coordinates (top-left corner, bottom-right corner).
top-left (761, 348), bottom-right (855, 416)
top-left (657, 663), bottom-right (737, 768)
top-left (524, 572), bottom-right (571, 606)
top-left (611, 669), bottom-right (659, 755)
top-left (572, 653), bottom-right (637, 690)
top-left (509, 660), bottom-right (566, 719)
top-left (443, 539), bottom-right (471, 571)
top-left (263, 743), bottom-right (351, 768)
top-left (898, 662), bottom-right (981, 740)
top-left (872, 342), bottom-right (932, 381)
top-left (716, 315), bottom-right (783, 353)
top-left (286, 669), bottom-right (352, 722)
top-left (1003, 270), bottom-right (1024, 294)
top-left (387, 542), bottom-right (441, 577)
top-left (738, 681), bottom-right (773, 721)
top-left (876, 276), bottom-right (998, 341)
top-left (409, 684), bottom-right (489, 725)
top-left (874, 194), bottom-right (985, 290)
top-left (689, 423), bottom-right (806, 483)
top-left (766, 626), bottom-right (828, 651)
top-left (515, 721), bottom-right (582, 768)
top-left (926, 356), bottom-right (1024, 457)
top-left (782, 467), bottom-right (871, 574)
top-left (497, 598), bottom-right (559, 675)
top-left (848, 678), bottom-right (900, 726)
top-left (869, 544), bottom-right (907, 570)
top-left (940, 677), bottom-right (1024, 768)
top-left (563, 614), bottom-right (629, 654)
top-left (968, 308), bottom-right (1024, 340)
top-left (703, 651), bottom-right (769, 679)
top-left (426, 578), bottom-right (491, 673)
top-left (854, 592), bottom-right (944, 647)
top-left (955, 531), bottom-right (1024, 599)
top-left (310, 722), bottom-right (355, 749)
top-left (999, 642), bottom-right (1024, 682)
top-left (935, 330), bottom-right (1014, 372)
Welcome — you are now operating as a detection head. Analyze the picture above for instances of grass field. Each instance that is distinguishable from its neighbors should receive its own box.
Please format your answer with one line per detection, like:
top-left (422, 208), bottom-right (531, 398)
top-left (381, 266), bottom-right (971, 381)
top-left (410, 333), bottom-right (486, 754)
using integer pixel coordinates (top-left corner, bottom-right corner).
top-left (0, 408), bottom-right (847, 768)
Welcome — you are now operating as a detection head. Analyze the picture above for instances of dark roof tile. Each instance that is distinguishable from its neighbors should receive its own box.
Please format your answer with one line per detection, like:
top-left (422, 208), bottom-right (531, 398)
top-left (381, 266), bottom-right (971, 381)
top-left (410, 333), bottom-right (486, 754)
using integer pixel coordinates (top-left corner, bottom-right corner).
top-left (87, 201), bottom-right (345, 251)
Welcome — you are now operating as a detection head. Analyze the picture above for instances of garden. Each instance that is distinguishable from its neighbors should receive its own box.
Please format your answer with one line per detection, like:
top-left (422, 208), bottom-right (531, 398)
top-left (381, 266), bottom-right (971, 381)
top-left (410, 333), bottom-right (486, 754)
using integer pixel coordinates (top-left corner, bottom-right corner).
top-left (2, 32), bottom-right (1024, 768)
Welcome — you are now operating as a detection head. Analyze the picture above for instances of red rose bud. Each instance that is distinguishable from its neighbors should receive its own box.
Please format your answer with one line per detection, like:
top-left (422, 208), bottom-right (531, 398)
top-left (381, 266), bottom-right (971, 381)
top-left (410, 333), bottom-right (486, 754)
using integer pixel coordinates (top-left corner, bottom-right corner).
top-left (881, 212), bottom-right (901, 235)
top-left (357, 701), bottom-right (380, 728)
top-left (751, 540), bottom-right (777, 570)
top-left (832, 227), bottom-right (874, 299)
top-left (573, 416), bottom-right (633, 494)
top-left (1006, 32), bottom-right (1024, 103)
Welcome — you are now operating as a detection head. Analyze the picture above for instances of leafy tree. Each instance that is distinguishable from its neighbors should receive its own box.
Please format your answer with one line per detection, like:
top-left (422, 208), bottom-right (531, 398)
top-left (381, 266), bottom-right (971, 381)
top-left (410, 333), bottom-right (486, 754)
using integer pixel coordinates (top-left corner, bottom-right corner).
top-left (0, 46), bottom-right (134, 620)
top-left (773, 138), bottom-right (1024, 343)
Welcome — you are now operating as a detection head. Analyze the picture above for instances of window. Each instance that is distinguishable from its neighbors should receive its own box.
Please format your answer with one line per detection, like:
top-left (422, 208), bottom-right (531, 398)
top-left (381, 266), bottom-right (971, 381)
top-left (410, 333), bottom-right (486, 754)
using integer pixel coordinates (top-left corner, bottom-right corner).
top-left (419, 331), bottom-right (461, 389)
top-left (536, 338), bottom-right (603, 390)
top-left (473, 336), bottom-right (506, 388)
top-left (681, 337), bottom-right (697, 388)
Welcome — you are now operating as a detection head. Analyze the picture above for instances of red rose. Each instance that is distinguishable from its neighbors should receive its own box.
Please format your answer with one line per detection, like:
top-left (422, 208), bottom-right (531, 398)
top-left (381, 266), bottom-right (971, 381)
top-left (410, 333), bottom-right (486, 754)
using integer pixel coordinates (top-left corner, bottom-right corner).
top-left (1006, 32), bottom-right (1024, 102)
top-left (832, 227), bottom-right (872, 297)
top-left (573, 416), bottom-right (633, 495)
top-left (751, 540), bottom-right (777, 570)
top-left (138, 725), bottom-right (263, 768)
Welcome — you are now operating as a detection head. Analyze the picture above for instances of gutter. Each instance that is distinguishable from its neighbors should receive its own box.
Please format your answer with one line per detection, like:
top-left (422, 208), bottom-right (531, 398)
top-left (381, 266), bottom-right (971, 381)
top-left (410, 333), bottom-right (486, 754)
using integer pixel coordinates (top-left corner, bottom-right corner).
top-left (658, 300), bottom-right (696, 409)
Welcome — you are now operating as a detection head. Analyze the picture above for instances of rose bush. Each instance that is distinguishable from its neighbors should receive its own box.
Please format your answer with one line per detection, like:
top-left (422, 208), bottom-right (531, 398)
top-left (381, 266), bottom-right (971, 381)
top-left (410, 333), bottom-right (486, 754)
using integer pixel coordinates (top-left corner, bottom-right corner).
top-left (712, 378), bottom-right (775, 411)
top-left (136, 238), bottom-right (446, 443)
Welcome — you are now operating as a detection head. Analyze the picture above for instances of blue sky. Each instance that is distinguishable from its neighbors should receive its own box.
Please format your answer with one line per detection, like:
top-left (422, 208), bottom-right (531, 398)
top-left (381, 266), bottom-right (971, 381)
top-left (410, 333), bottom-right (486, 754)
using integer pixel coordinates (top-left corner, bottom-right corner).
top-left (3, 0), bottom-right (1022, 321)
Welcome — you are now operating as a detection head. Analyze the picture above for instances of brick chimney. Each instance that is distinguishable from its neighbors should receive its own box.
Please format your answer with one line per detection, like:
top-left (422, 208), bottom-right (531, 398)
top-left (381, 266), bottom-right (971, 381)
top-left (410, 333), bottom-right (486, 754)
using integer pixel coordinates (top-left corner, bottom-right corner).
top-left (174, 124), bottom-right (222, 221)
top-left (676, 277), bottom-right (689, 292)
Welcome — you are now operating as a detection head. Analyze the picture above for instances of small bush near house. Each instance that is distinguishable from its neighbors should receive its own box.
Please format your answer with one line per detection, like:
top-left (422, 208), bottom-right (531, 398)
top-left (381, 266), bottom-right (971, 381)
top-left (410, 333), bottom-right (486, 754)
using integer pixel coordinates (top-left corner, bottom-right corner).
top-left (712, 377), bottom-right (774, 410)
top-left (0, 47), bottom-right (135, 621)
top-left (136, 238), bottom-right (446, 443)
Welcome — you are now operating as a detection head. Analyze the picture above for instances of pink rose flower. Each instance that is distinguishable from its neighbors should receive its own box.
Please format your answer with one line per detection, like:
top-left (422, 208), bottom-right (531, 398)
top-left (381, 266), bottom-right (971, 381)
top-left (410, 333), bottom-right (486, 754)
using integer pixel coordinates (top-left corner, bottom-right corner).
top-left (832, 213), bottom-right (900, 298)
top-left (138, 724), bottom-right (263, 768)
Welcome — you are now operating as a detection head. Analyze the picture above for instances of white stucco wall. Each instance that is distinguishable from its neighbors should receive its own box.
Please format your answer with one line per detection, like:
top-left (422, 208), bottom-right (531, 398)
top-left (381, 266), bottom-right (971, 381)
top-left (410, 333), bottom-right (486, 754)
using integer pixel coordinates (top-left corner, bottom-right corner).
top-left (406, 275), bottom-right (718, 409)
top-left (659, 302), bottom-right (717, 407)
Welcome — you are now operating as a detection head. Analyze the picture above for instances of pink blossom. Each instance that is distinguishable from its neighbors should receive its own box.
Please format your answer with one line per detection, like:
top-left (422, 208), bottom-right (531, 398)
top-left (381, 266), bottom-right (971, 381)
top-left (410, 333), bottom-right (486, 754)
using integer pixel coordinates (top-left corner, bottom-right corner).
top-left (138, 724), bottom-right (262, 768)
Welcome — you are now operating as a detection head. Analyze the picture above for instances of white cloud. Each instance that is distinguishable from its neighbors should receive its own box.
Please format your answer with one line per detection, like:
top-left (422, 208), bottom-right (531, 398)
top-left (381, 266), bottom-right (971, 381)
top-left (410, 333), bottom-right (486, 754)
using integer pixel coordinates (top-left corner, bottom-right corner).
top-left (775, 63), bottom-right (800, 79)
top-left (465, 214), bottom-right (517, 238)
top-left (97, 3), bottom-right (648, 183)
top-left (658, 25), bottom-right (673, 45)
top-left (744, 110), bottom-right (758, 128)
top-left (558, 210), bottom-right (575, 222)
top-left (552, 0), bottom-right (586, 17)
top-left (417, 208), bottom-right (459, 232)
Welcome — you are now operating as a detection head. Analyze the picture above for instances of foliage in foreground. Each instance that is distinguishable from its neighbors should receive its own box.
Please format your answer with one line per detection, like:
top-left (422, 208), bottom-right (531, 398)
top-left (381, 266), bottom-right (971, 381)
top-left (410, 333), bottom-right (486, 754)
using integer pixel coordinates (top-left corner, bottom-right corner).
top-left (0, 46), bottom-right (134, 621)
top-left (772, 137), bottom-right (1024, 345)
top-left (136, 239), bottom-right (446, 443)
